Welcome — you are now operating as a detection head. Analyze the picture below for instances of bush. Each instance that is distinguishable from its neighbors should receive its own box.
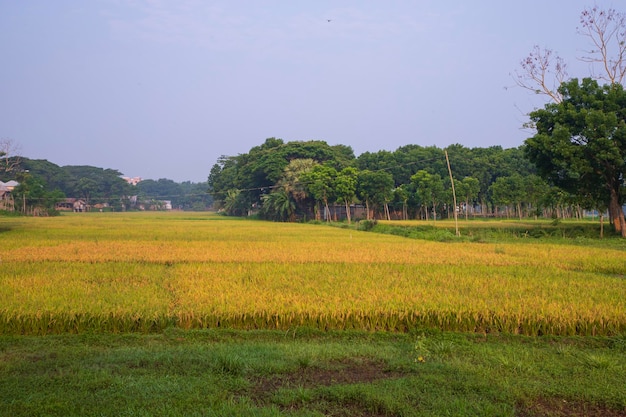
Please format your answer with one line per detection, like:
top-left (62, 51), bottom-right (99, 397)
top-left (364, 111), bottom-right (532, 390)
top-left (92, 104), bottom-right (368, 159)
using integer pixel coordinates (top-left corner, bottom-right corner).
top-left (357, 219), bottom-right (378, 231)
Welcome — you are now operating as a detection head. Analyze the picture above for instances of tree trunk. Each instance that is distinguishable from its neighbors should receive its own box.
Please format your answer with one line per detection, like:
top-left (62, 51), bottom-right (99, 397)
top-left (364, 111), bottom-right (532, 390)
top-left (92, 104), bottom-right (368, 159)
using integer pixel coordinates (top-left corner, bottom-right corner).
top-left (344, 200), bottom-right (351, 224)
top-left (600, 212), bottom-right (604, 239)
top-left (608, 188), bottom-right (626, 237)
top-left (324, 199), bottom-right (331, 222)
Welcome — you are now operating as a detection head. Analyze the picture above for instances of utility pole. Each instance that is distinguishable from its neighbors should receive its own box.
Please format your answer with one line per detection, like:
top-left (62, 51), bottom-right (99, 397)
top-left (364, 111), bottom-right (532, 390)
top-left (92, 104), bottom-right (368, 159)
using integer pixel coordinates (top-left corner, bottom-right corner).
top-left (444, 149), bottom-right (460, 237)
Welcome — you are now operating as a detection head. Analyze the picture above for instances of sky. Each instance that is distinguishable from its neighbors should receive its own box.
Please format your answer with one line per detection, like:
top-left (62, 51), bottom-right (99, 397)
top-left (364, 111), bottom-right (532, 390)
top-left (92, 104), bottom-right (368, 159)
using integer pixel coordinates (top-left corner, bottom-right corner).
top-left (0, 0), bottom-right (614, 182)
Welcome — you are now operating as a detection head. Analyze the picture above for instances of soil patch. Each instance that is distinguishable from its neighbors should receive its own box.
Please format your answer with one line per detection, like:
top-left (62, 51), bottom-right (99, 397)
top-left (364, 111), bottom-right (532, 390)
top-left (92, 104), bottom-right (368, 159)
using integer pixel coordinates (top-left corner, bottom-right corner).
top-left (248, 358), bottom-right (625, 416)
top-left (249, 357), bottom-right (404, 416)
top-left (516, 397), bottom-right (626, 417)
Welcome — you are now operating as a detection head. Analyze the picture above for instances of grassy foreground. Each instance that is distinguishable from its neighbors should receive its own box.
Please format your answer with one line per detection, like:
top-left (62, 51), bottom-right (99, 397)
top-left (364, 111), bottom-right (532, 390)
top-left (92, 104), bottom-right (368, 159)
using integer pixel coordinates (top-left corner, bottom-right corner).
top-left (1, 329), bottom-right (625, 416)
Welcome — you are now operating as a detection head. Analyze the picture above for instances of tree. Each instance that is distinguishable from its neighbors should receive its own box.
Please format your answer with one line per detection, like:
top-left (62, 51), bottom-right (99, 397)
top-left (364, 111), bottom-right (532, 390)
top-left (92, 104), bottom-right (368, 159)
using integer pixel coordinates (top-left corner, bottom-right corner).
top-left (301, 165), bottom-right (337, 221)
top-left (137, 179), bottom-right (180, 198)
top-left (524, 174), bottom-right (551, 218)
top-left (526, 78), bottom-right (626, 236)
top-left (393, 184), bottom-right (410, 220)
top-left (357, 170), bottom-right (394, 220)
top-left (513, 45), bottom-right (567, 103)
top-left (411, 170), bottom-right (445, 221)
top-left (489, 175), bottom-right (526, 219)
top-left (222, 189), bottom-right (247, 216)
top-left (457, 176), bottom-right (480, 220)
top-left (261, 189), bottom-right (295, 222)
top-left (0, 139), bottom-right (21, 176)
top-left (76, 177), bottom-right (99, 206)
top-left (515, 6), bottom-right (626, 103)
top-left (578, 6), bottom-right (626, 85)
top-left (515, 6), bottom-right (626, 235)
top-left (260, 158), bottom-right (316, 221)
top-left (277, 158), bottom-right (317, 212)
top-left (335, 167), bottom-right (358, 224)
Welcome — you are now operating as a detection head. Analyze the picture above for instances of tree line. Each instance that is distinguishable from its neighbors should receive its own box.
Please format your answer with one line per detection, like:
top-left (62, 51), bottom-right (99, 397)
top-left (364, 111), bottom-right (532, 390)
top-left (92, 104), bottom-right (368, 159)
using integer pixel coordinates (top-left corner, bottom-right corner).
top-left (209, 5), bottom-right (626, 237)
top-left (208, 138), bottom-right (599, 223)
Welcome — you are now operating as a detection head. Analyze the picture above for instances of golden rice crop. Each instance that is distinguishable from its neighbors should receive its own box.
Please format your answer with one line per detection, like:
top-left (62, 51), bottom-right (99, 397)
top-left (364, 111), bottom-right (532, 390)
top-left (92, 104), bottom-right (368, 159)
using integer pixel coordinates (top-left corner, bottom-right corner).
top-left (0, 212), bottom-right (624, 335)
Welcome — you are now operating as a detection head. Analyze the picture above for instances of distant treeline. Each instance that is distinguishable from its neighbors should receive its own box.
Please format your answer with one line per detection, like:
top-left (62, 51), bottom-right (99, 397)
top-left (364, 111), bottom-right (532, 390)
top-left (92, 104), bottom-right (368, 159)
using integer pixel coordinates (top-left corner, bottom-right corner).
top-left (1, 158), bottom-right (211, 213)
top-left (208, 138), bottom-right (595, 221)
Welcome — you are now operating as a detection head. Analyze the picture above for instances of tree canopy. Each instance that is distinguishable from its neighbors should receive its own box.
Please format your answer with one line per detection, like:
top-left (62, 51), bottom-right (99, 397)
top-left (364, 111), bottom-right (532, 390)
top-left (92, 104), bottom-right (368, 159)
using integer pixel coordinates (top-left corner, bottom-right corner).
top-left (207, 137), bottom-right (570, 226)
top-left (526, 78), bottom-right (626, 235)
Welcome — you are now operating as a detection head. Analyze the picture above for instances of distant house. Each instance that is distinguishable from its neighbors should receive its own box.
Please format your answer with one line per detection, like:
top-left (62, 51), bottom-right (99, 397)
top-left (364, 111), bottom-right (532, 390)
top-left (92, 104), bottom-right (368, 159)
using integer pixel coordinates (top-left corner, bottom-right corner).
top-left (0, 180), bottom-right (19, 191)
top-left (56, 198), bottom-right (87, 212)
top-left (123, 176), bottom-right (142, 186)
top-left (0, 183), bottom-right (9, 199)
top-left (0, 181), bottom-right (17, 211)
top-left (91, 202), bottom-right (105, 209)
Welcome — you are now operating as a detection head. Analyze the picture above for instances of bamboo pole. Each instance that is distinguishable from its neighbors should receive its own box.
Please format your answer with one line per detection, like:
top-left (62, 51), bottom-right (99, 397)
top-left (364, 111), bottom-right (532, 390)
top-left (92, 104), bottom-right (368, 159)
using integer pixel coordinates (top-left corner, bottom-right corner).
top-left (444, 149), bottom-right (460, 237)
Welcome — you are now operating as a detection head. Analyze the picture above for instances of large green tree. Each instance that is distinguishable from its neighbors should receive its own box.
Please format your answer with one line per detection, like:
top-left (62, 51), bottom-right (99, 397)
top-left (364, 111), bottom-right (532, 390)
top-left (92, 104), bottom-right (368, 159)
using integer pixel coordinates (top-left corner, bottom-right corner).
top-left (489, 175), bottom-right (526, 220)
top-left (357, 170), bottom-right (394, 220)
top-left (208, 138), bottom-right (355, 214)
top-left (526, 78), bottom-right (626, 236)
top-left (411, 170), bottom-right (445, 221)
top-left (301, 164), bottom-right (337, 221)
top-left (335, 167), bottom-right (358, 224)
top-left (456, 176), bottom-right (480, 220)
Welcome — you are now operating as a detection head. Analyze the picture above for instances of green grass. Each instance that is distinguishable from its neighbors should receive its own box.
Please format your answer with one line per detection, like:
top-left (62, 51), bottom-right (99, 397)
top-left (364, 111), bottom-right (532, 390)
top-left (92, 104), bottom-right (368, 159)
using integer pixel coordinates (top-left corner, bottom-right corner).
top-left (1, 329), bottom-right (624, 416)
top-left (369, 218), bottom-right (626, 247)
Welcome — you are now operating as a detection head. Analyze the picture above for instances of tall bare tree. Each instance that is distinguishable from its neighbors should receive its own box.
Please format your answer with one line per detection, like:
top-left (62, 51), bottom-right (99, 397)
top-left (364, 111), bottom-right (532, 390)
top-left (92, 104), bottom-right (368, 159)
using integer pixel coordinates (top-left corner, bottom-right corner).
top-left (517, 6), bottom-right (626, 237)
top-left (513, 45), bottom-right (567, 103)
top-left (578, 6), bottom-right (626, 85)
top-left (0, 139), bottom-right (21, 175)
top-left (514, 6), bottom-right (626, 100)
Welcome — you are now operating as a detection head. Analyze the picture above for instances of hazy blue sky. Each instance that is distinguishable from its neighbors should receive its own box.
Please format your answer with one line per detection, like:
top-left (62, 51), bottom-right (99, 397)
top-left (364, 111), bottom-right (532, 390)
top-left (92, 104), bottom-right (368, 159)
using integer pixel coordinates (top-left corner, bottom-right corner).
top-left (1, 0), bottom-right (608, 182)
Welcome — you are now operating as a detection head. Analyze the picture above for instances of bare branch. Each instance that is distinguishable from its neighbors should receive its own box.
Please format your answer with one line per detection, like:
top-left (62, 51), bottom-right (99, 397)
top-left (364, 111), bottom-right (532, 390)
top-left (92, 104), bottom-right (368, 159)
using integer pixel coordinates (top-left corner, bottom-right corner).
top-left (577, 6), bottom-right (626, 85)
top-left (512, 45), bottom-right (567, 103)
top-left (0, 139), bottom-right (22, 175)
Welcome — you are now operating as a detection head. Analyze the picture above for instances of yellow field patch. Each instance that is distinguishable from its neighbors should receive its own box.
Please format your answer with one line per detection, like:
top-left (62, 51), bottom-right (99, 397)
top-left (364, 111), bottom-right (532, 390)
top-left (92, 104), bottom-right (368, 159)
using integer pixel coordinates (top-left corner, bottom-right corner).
top-left (0, 212), bottom-right (624, 335)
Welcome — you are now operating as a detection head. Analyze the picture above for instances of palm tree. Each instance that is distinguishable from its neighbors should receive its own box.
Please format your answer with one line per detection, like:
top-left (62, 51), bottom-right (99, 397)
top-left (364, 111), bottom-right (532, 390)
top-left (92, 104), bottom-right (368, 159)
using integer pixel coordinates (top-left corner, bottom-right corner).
top-left (262, 190), bottom-right (295, 221)
top-left (223, 189), bottom-right (245, 216)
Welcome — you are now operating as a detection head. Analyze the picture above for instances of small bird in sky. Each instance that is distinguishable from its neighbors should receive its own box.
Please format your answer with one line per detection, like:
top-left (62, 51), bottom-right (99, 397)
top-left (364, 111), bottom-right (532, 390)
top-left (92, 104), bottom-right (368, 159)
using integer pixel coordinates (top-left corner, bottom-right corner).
top-left (327, 19), bottom-right (332, 22)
